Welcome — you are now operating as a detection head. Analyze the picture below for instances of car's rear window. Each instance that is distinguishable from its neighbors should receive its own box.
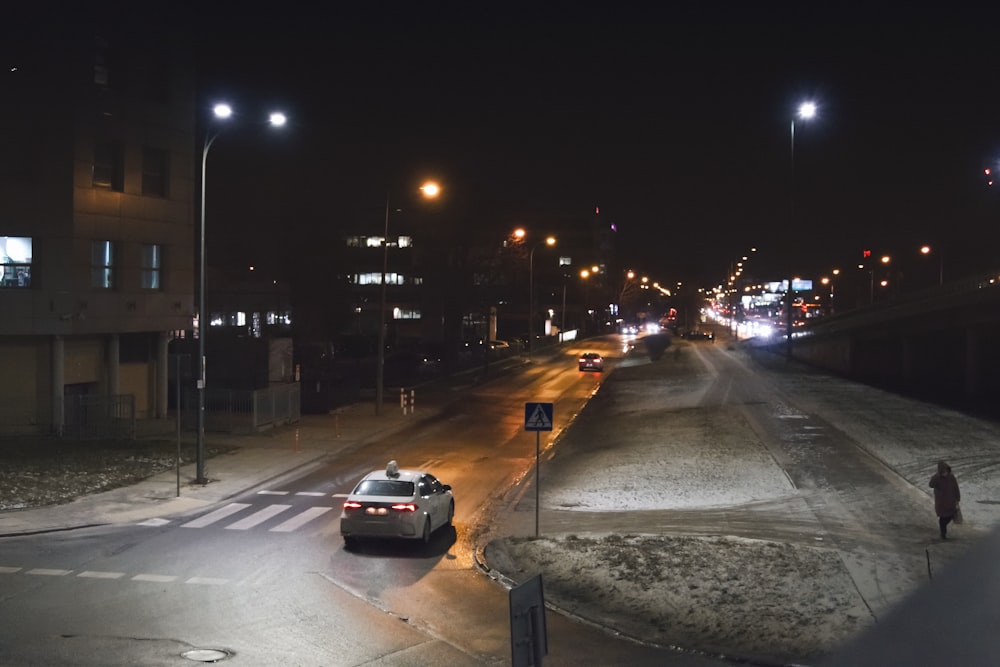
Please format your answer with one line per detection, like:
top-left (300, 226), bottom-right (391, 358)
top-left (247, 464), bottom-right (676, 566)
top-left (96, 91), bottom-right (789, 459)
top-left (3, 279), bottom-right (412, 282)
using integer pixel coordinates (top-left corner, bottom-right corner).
top-left (354, 480), bottom-right (414, 497)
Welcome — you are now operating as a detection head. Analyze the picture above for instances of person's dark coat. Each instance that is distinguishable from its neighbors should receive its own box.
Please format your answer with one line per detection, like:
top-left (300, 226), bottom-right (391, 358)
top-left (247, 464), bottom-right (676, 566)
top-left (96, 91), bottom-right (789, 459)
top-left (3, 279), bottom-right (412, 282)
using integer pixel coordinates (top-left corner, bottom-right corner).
top-left (929, 460), bottom-right (961, 518)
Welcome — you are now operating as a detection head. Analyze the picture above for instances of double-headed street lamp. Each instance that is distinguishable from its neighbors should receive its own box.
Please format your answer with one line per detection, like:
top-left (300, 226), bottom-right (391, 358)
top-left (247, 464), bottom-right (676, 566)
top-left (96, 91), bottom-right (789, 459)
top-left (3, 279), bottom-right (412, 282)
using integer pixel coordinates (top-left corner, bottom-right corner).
top-left (197, 103), bottom-right (286, 484)
top-left (786, 101), bottom-right (817, 358)
top-left (375, 181), bottom-right (440, 416)
top-left (527, 235), bottom-right (556, 359)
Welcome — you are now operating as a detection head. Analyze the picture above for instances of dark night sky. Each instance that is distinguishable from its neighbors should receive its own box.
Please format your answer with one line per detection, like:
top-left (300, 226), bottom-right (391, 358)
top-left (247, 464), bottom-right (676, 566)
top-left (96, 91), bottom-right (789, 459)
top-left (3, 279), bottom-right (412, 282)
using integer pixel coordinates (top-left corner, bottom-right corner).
top-left (22, 4), bottom-right (1000, 289)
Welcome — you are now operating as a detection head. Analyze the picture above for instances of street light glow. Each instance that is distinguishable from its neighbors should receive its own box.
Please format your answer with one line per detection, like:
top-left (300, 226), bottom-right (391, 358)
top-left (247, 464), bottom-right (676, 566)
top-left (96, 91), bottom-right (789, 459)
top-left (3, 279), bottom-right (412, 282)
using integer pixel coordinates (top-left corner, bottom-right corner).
top-left (798, 101), bottom-right (817, 119)
top-left (269, 112), bottom-right (287, 127)
top-left (420, 181), bottom-right (441, 198)
top-left (212, 103), bottom-right (233, 119)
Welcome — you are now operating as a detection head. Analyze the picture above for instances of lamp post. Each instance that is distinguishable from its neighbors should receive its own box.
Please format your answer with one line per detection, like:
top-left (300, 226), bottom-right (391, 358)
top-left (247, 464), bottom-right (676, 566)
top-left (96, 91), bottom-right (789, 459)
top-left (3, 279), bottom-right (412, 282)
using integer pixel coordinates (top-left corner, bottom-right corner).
top-left (375, 181), bottom-right (439, 416)
top-left (786, 101), bottom-right (817, 358)
top-left (527, 236), bottom-right (556, 359)
top-left (197, 103), bottom-right (285, 484)
top-left (920, 245), bottom-right (944, 286)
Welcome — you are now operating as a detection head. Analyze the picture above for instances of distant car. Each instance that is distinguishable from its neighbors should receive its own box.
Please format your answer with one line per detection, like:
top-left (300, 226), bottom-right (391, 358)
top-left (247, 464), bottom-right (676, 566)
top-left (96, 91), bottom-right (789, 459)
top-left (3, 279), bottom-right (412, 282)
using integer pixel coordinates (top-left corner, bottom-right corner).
top-left (683, 330), bottom-right (714, 342)
top-left (489, 340), bottom-right (510, 349)
top-left (578, 352), bottom-right (604, 371)
top-left (340, 460), bottom-right (454, 548)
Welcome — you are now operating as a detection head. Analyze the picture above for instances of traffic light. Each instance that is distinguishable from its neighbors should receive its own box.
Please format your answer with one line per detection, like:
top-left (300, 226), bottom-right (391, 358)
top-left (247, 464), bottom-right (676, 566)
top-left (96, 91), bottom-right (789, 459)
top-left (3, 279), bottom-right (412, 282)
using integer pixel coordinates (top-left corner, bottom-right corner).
top-left (862, 249), bottom-right (871, 258)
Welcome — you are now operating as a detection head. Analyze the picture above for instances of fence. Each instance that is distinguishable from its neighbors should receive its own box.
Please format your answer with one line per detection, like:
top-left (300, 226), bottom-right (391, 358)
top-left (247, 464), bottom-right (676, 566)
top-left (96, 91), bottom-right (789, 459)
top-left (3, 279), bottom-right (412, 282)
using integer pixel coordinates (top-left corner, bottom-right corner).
top-left (64, 394), bottom-right (136, 440)
top-left (182, 383), bottom-right (301, 434)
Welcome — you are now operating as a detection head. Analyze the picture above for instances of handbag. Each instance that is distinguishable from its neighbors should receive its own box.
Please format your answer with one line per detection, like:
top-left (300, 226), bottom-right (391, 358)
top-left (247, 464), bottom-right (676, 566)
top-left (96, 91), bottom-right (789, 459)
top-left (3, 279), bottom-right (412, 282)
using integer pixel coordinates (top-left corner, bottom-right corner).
top-left (953, 506), bottom-right (964, 525)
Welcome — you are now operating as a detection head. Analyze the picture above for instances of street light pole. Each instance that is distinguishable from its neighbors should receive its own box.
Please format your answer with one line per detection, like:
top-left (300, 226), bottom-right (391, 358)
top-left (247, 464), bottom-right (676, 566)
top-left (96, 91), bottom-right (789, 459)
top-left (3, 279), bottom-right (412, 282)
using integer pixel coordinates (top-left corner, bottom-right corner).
top-left (527, 237), bottom-right (556, 359)
top-left (375, 194), bottom-right (390, 416)
top-left (787, 101), bottom-right (816, 359)
top-left (197, 104), bottom-right (285, 483)
top-left (375, 181), bottom-right (440, 416)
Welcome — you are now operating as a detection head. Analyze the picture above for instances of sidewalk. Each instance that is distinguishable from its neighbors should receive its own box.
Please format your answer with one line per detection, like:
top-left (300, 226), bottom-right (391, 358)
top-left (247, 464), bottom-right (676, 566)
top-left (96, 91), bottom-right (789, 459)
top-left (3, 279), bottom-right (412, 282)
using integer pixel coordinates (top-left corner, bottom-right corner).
top-left (0, 391), bottom-right (457, 537)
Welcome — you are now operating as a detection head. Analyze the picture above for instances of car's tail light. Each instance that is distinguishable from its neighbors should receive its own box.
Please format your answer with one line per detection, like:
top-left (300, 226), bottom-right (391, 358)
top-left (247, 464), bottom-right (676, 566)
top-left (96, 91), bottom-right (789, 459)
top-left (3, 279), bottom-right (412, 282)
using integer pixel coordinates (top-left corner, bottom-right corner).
top-left (391, 503), bottom-right (417, 512)
top-left (343, 500), bottom-right (363, 509)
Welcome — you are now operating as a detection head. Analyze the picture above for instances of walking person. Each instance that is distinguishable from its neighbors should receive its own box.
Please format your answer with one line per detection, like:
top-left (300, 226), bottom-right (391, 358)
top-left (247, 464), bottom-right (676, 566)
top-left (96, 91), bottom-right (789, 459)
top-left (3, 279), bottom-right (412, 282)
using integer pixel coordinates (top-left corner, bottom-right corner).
top-left (929, 460), bottom-right (961, 540)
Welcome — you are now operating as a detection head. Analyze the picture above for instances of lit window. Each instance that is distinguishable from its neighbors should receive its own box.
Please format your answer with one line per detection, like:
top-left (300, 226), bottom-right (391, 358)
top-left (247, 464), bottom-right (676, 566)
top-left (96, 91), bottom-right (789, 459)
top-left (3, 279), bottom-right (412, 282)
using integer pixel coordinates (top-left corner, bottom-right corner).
top-left (140, 244), bottom-right (161, 289)
top-left (0, 236), bottom-right (32, 288)
top-left (91, 240), bottom-right (115, 289)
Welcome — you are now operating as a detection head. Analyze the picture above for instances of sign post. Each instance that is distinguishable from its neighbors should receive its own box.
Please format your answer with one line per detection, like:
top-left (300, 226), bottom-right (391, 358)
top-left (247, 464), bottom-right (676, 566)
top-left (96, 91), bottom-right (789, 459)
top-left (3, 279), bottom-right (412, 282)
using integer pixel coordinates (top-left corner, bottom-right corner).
top-left (524, 402), bottom-right (553, 538)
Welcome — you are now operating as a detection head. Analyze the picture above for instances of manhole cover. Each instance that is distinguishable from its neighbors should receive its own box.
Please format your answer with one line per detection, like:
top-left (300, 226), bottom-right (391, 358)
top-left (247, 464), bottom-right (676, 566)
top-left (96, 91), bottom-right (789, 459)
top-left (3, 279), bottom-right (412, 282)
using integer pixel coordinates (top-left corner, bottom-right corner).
top-left (181, 648), bottom-right (231, 663)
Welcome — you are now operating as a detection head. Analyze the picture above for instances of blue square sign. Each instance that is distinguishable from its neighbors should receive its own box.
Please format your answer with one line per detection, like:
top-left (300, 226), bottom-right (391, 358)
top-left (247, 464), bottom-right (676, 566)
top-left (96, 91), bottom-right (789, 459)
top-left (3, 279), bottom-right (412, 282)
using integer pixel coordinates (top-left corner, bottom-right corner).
top-left (524, 402), bottom-right (554, 431)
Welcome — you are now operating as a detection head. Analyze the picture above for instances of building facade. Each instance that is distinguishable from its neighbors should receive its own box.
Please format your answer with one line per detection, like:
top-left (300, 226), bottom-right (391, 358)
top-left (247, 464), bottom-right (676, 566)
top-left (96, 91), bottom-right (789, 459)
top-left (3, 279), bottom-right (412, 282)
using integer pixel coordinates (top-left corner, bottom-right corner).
top-left (0, 22), bottom-right (195, 434)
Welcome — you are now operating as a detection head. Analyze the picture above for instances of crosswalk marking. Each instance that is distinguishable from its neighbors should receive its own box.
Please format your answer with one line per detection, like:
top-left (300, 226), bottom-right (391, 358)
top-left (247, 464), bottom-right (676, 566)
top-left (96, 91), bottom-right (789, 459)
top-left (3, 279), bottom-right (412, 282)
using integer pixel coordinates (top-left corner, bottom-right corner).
top-left (0, 566), bottom-right (22, 574)
top-left (78, 571), bottom-right (125, 579)
top-left (182, 503), bottom-right (251, 528)
top-left (225, 504), bottom-right (291, 530)
top-left (28, 568), bottom-right (71, 576)
top-left (257, 490), bottom-right (288, 496)
top-left (270, 506), bottom-right (334, 532)
top-left (295, 491), bottom-right (326, 497)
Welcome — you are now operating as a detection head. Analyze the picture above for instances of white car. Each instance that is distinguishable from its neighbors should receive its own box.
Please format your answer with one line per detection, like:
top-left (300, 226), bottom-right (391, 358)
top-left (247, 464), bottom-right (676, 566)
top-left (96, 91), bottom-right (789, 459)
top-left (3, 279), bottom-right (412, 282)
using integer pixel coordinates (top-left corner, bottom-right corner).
top-left (340, 460), bottom-right (454, 548)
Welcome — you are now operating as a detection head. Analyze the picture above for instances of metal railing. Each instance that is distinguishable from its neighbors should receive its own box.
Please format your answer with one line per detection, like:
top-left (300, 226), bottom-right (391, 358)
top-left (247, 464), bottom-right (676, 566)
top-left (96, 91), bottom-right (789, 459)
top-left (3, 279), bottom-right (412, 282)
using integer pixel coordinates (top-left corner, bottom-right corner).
top-left (182, 383), bottom-right (301, 434)
top-left (64, 394), bottom-right (136, 440)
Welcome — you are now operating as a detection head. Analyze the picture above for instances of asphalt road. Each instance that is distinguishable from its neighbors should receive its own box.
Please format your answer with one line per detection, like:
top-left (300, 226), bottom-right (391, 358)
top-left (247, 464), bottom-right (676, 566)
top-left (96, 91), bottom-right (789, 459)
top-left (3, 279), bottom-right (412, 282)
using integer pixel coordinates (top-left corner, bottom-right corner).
top-left (0, 337), bottom-right (731, 666)
top-left (2, 331), bottom-right (991, 665)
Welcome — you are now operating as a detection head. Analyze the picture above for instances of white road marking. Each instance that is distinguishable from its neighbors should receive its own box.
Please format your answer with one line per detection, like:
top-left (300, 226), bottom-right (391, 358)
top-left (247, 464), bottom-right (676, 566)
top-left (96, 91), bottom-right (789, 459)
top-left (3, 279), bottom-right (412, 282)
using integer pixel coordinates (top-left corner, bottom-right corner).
top-left (27, 568), bottom-right (71, 576)
top-left (224, 504), bottom-right (291, 530)
top-left (257, 490), bottom-right (288, 496)
top-left (270, 507), bottom-right (334, 532)
top-left (0, 566), bottom-right (22, 574)
top-left (78, 571), bottom-right (125, 579)
top-left (133, 574), bottom-right (176, 583)
top-left (137, 518), bottom-right (171, 527)
top-left (181, 503), bottom-right (251, 528)
top-left (295, 491), bottom-right (326, 497)
top-left (185, 577), bottom-right (228, 585)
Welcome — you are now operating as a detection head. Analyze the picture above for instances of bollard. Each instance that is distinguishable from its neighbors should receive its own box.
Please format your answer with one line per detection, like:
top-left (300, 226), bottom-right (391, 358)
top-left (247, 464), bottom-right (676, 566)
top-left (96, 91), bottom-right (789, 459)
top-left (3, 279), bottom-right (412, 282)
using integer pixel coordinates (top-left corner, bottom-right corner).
top-left (400, 388), bottom-right (415, 415)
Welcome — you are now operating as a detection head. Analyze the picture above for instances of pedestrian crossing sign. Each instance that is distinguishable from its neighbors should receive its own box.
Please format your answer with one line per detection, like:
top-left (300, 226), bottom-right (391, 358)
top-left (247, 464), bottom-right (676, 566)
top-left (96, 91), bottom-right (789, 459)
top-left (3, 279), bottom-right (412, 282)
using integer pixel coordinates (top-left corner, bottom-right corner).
top-left (524, 402), bottom-right (554, 431)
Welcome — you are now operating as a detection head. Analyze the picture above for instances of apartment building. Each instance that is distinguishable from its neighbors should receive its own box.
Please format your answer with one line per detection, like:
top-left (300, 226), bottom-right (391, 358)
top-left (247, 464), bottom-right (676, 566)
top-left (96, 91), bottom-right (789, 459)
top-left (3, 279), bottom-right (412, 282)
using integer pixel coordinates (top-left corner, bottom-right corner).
top-left (0, 20), bottom-right (195, 434)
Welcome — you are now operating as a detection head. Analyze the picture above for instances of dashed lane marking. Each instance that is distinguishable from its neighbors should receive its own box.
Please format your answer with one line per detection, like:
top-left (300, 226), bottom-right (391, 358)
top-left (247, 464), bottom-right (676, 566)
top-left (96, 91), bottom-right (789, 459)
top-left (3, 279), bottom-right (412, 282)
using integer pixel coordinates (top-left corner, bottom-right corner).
top-left (186, 577), bottom-right (228, 585)
top-left (133, 574), bottom-right (177, 583)
top-left (2, 567), bottom-right (229, 586)
top-left (295, 491), bottom-right (327, 497)
top-left (78, 571), bottom-right (125, 579)
top-left (257, 490), bottom-right (288, 496)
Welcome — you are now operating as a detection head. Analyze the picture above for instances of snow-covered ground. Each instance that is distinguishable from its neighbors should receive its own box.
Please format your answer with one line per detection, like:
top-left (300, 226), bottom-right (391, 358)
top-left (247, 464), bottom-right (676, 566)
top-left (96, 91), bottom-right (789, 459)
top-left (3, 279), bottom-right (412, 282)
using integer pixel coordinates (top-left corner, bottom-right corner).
top-left (487, 341), bottom-right (1000, 664)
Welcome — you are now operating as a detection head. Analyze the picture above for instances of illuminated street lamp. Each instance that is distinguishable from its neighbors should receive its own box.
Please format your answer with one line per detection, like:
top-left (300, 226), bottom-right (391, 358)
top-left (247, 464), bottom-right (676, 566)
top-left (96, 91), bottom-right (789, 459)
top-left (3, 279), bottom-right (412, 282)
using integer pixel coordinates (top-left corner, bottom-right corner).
top-left (197, 103), bottom-right (285, 484)
top-left (528, 235), bottom-right (556, 358)
top-left (376, 181), bottom-right (440, 416)
top-left (787, 101), bottom-right (818, 357)
top-left (920, 244), bottom-right (944, 286)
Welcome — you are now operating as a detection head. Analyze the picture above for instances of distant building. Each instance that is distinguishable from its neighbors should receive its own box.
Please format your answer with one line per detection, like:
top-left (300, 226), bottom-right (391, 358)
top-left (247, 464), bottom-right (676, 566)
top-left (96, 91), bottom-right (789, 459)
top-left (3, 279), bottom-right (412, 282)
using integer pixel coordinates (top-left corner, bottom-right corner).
top-left (0, 20), bottom-right (196, 434)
